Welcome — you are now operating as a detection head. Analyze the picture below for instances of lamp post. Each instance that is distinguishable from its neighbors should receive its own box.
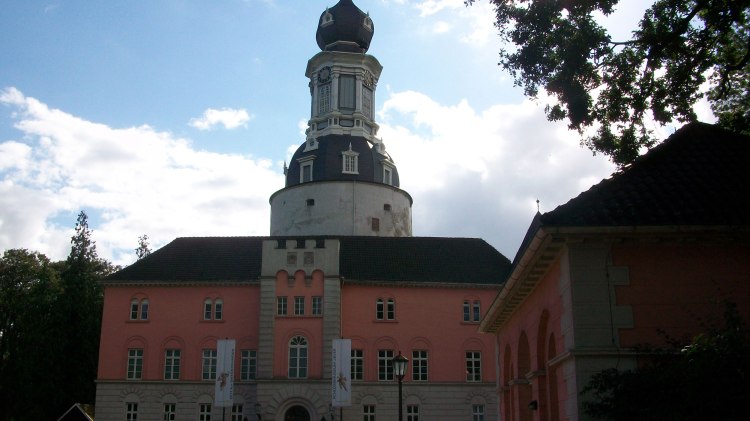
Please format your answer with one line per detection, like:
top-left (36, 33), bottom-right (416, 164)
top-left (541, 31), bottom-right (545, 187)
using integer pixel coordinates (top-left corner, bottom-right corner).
top-left (254, 403), bottom-right (262, 421)
top-left (392, 351), bottom-right (409, 421)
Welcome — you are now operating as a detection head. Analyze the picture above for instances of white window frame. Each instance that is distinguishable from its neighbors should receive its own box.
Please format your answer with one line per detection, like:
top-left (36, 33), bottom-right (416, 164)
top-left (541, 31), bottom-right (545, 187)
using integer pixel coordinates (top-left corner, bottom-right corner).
top-left (351, 349), bottom-right (364, 381)
top-left (298, 156), bottom-right (315, 183)
top-left (342, 144), bottom-right (359, 174)
top-left (231, 404), bottom-right (243, 421)
top-left (127, 348), bottom-right (143, 380)
top-left (378, 349), bottom-right (394, 381)
top-left (126, 402), bottom-right (138, 421)
top-left (472, 404), bottom-right (486, 421)
top-left (199, 403), bottom-right (212, 421)
top-left (294, 296), bottom-right (305, 316)
top-left (202, 349), bottom-right (217, 381)
top-left (412, 350), bottom-right (428, 381)
top-left (288, 336), bottom-right (308, 379)
top-left (407, 404), bottom-right (419, 421)
top-left (240, 349), bottom-right (257, 380)
top-left (164, 349), bottom-right (181, 380)
top-left (466, 351), bottom-right (482, 382)
top-left (312, 296), bottom-right (323, 316)
top-left (363, 405), bottom-right (375, 421)
top-left (277, 296), bottom-right (288, 315)
top-left (163, 403), bottom-right (176, 421)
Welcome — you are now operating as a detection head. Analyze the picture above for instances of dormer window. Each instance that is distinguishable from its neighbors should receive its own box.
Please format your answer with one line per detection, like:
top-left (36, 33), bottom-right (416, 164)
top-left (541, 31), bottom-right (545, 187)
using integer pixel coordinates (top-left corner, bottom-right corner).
top-left (298, 155), bottom-right (315, 183)
top-left (383, 165), bottom-right (393, 185)
top-left (342, 143), bottom-right (359, 174)
top-left (363, 14), bottom-right (373, 31)
top-left (321, 9), bottom-right (334, 27)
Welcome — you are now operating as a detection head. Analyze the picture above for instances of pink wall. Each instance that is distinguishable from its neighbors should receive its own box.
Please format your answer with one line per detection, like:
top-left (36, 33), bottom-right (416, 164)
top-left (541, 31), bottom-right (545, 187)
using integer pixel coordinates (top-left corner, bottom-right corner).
top-left (613, 242), bottom-right (750, 348)
top-left (98, 285), bottom-right (259, 381)
top-left (342, 284), bottom-right (498, 383)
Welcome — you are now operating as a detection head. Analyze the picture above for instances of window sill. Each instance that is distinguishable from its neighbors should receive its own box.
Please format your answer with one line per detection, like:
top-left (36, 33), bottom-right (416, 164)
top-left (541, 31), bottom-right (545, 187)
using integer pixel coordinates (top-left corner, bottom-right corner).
top-left (126, 319), bottom-right (149, 323)
top-left (374, 319), bottom-right (398, 323)
top-left (199, 319), bottom-right (225, 323)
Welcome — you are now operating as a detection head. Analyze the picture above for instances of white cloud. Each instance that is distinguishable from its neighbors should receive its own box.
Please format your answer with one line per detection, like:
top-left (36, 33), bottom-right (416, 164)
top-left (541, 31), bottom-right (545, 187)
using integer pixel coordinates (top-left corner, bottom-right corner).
top-left (410, 0), bottom-right (496, 46)
top-left (189, 107), bottom-right (253, 130)
top-left (0, 88), bottom-right (282, 266)
top-left (379, 90), bottom-right (617, 257)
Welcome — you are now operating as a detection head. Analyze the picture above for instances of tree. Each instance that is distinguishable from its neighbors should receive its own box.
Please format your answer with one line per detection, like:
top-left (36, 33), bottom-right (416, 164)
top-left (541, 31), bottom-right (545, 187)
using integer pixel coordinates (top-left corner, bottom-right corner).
top-left (582, 302), bottom-right (750, 420)
top-left (466, 0), bottom-right (750, 166)
top-left (0, 249), bottom-right (61, 420)
top-left (135, 234), bottom-right (152, 260)
top-left (52, 211), bottom-right (116, 417)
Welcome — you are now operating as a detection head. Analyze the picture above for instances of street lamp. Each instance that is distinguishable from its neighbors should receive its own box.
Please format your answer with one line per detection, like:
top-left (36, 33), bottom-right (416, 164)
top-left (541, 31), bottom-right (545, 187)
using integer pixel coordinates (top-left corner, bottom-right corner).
top-left (392, 351), bottom-right (409, 421)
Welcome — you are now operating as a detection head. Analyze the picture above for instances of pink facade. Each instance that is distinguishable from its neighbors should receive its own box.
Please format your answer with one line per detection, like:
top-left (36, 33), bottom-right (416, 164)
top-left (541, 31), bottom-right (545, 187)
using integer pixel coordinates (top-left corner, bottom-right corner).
top-left (484, 236), bottom-right (750, 421)
top-left (99, 285), bottom-right (260, 381)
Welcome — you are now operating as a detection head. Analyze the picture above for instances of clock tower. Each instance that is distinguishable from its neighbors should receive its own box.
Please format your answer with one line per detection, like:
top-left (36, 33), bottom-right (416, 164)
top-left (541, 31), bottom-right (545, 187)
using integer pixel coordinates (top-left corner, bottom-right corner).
top-left (270, 0), bottom-right (413, 237)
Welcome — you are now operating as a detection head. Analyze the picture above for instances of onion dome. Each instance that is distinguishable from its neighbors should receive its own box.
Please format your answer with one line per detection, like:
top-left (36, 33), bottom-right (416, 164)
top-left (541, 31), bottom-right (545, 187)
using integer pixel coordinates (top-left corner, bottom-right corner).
top-left (316, 0), bottom-right (374, 53)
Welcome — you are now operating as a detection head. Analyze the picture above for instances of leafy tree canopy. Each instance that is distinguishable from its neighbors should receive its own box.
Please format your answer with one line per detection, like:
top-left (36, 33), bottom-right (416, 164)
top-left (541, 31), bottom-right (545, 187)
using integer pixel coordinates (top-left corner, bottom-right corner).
top-left (466, 0), bottom-right (750, 165)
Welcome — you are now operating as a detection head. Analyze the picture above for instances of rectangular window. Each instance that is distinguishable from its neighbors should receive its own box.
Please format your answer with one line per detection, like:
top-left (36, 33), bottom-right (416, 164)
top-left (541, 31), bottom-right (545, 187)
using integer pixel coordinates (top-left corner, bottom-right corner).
top-left (371, 217), bottom-right (380, 232)
top-left (362, 86), bottom-right (373, 119)
top-left (407, 405), bottom-right (419, 421)
top-left (343, 153), bottom-right (359, 174)
top-left (164, 349), bottom-right (181, 380)
top-left (363, 405), bottom-right (375, 421)
top-left (294, 296), bottom-right (305, 315)
top-left (383, 168), bottom-right (392, 185)
top-left (231, 404), bottom-right (243, 421)
top-left (472, 404), bottom-right (485, 421)
top-left (463, 300), bottom-right (471, 322)
top-left (277, 296), bottom-right (288, 316)
top-left (312, 296), bottom-right (323, 316)
top-left (473, 300), bottom-right (481, 322)
top-left (199, 403), bottom-right (212, 421)
top-left (351, 349), bottom-right (364, 381)
top-left (126, 402), bottom-right (138, 421)
top-left (339, 75), bottom-right (356, 113)
top-left (466, 351), bottom-right (482, 382)
top-left (412, 350), bottom-right (428, 381)
top-left (240, 349), bottom-right (257, 380)
top-left (378, 349), bottom-right (394, 381)
top-left (319, 83), bottom-right (331, 115)
top-left (163, 403), bottom-right (176, 421)
top-left (301, 162), bottom-right (313, 183)
top-left (127, 348), bottom-right (143, 380)
top-left (202, 349), bottom-right (217, 380)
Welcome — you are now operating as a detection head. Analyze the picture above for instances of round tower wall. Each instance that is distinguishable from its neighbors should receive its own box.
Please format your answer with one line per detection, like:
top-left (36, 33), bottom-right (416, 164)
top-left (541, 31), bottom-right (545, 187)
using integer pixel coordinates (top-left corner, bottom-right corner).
top-left (270, 181), bottom-right (412, 237)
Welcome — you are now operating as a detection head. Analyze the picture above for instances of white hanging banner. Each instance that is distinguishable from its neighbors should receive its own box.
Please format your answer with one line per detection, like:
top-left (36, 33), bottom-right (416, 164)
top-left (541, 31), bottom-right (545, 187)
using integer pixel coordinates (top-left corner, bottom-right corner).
top-left (215, 339), bottom-right (235, 408)
top-left (331, 338), bottom-right (352, 407)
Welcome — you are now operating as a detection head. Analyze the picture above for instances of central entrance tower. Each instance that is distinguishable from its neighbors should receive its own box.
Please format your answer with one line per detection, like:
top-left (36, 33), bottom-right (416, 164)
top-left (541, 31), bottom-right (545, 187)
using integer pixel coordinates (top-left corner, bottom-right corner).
top-left (269, 0), bottom-right (413, 237)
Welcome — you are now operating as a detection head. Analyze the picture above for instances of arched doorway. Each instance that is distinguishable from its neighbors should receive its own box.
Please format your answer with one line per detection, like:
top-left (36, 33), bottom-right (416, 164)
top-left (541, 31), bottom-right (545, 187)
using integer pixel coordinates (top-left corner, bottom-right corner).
top-left (284, 405), bottom-right (310, 421)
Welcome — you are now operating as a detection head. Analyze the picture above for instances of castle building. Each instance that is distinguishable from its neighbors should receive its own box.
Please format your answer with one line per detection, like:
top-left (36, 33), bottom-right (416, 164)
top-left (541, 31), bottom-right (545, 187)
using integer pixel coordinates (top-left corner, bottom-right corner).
top-left (94, 1), bottom-right (511, 420)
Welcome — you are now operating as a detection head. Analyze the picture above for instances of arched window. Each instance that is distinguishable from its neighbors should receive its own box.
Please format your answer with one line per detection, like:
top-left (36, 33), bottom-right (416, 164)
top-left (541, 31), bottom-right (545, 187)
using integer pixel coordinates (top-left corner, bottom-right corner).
top-left (203, 298), bottom-right (223, 320)
top-left (130, 298), bottom-right (148, 320)
top-left (288, 336), bottom-right (308, 378)
top-left (376, 298), bottom-right (395, 320)
top-left (376, 298), bottom-right (384, 320)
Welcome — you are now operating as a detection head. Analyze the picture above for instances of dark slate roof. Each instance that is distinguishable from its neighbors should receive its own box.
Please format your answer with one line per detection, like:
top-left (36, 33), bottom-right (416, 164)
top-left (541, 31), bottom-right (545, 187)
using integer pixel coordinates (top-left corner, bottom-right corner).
top-left (339, 237), bottom-right (511, 283)
top-left (107, 237), bottom-right (265, 282)
top-left (106, 236), bottom-right (510, 285)
top-left (541, 122), bottom-right (750, 227)
top-left (285, 134), bottom-right (400, 188)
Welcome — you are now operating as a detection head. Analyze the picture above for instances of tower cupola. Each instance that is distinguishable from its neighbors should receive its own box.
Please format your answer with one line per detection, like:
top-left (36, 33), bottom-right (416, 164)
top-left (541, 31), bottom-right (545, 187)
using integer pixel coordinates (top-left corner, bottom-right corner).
top-left (269, 0), bottom-right (413, 238)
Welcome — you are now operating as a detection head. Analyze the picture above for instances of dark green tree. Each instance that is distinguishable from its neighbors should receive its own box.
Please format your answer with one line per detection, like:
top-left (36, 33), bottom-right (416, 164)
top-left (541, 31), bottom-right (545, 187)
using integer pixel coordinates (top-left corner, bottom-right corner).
top-left (52, 211), bottom-right (116, 417)
top-left (582, 302), bottom-right (750, 420)
top-left (0, 249), bottom-right (61, 420)
top-left (466, 0), bottom-right (750, 166)
top-left (135, 234), bottom-right (152, 260)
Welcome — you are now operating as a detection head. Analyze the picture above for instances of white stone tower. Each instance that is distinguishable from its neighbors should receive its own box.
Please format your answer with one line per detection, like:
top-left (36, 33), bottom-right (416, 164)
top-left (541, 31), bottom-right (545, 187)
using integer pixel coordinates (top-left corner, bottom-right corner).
top-left (269, 0), bottom-right (413, 237)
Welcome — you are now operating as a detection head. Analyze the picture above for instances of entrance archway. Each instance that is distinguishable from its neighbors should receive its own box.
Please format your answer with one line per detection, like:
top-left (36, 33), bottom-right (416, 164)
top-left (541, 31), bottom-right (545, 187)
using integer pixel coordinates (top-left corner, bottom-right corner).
top-left (284, 405), bottom-right (310, 421)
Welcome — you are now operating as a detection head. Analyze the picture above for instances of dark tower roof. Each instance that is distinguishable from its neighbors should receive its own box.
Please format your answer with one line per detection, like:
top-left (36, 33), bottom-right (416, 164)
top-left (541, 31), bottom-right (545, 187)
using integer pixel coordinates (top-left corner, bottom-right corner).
top-left (316, 0), bottom-right (374, 53)
top-left (285, 135), bottom-right (400, 187)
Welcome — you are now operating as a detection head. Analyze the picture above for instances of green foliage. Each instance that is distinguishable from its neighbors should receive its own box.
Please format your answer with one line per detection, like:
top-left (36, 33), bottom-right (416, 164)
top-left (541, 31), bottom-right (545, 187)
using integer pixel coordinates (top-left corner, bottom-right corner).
top-left (466, 0), bottom-right (750, 166)
top-left (136, 234), bottom-right (152, 260)
top-left (0, 211), bottom-right (117, 420)
top-left (582, 302), bottom-right (750, 420)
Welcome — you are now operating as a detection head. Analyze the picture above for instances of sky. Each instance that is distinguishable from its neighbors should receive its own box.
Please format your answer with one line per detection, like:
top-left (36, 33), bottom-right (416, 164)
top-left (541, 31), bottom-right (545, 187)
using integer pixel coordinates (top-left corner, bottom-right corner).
top-left (0, 0), bottom-right (714, 267)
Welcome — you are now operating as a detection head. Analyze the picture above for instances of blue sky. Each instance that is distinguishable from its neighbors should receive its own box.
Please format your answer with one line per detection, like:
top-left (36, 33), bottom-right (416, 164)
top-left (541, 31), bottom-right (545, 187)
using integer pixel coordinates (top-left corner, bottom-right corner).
top-left (0, 0), bottom-right (710, 266)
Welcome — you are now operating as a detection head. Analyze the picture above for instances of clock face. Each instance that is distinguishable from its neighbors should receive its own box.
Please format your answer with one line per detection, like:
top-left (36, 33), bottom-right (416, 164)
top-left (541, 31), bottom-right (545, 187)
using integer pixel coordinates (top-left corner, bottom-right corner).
top-left (318, 67), bottom-right (331, 83)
